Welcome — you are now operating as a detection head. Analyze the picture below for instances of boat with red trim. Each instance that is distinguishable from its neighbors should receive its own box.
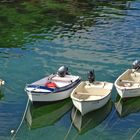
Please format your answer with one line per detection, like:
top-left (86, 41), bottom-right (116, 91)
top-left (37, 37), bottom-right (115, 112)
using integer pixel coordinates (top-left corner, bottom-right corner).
top-left (25, 66), bottom-right (81, 102)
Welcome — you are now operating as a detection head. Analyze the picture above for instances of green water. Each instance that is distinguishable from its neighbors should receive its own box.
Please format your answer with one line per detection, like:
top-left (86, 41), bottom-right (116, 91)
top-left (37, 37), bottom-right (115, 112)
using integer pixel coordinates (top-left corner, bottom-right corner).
top-left (0, 0), bottom-right (140, 140)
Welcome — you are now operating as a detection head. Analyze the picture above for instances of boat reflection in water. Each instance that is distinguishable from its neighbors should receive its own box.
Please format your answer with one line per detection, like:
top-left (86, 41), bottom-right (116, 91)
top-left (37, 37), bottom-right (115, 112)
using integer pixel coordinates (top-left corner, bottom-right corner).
top-left (0, 80), bottom-right (5, 100)
top-left (26, 98), bottom-right (72, 129)
top-left (0, 90), bottom-right (4, 100)
top-left (71, 100), bottom-right (112, 134)
top-left (115, 95), bottom-right (140, 117)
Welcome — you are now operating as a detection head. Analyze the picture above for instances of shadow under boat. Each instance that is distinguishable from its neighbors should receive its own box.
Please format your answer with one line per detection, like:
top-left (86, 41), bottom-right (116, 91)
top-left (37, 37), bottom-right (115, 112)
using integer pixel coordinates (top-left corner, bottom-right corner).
top-left (71, 100), bottom-right (112, 135)
top-left (0, 91), bottom-right (4, 100)
top-left (115, 95), bottom-right (140, 117)
top-left (26, 98), bottom-right (73, 129)
top-left (0, 80), bottom-right (5, 100)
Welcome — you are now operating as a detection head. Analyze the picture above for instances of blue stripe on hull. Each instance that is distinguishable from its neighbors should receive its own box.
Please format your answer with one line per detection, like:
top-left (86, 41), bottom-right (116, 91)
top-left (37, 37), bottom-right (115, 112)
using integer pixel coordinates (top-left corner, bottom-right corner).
top-left (27, 79), bottom-right (81, 94)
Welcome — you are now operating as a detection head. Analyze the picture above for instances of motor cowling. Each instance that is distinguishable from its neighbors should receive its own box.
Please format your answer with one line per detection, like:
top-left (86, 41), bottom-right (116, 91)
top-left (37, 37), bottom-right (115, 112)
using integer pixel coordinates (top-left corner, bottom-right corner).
top-left (132, 60), bottom-right (140, 70)
top-left (57, 66), bottom-right (68, 77)
top-left (88, 70), bottom-right (95, 83)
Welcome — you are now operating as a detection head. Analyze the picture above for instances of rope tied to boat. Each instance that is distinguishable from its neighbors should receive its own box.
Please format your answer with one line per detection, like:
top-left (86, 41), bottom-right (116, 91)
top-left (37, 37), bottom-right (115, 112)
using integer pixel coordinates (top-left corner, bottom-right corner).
top-left (11, 98), bottom-right (29, 140)
top-left (95, 98), bottom-right (121, 139)
top-left (64, 108), bottom-right (77, 140)
top-left (129, 128), bottom-right (140, 140)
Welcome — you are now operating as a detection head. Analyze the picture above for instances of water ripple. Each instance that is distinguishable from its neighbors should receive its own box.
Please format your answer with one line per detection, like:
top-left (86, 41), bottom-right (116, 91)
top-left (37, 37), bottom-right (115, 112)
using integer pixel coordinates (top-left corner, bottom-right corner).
top-left (0, 0), bottom-right (140, 139)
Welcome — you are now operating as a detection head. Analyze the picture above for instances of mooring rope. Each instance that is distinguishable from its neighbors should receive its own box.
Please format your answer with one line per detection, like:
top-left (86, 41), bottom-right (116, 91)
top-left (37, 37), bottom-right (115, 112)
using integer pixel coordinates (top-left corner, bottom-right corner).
top-left (100, 95), bottom-right (140, 140)
top-left (71, 118), bottom-right (92, 140)
top-left (95, 97), bottom-right (122, 140)
top-left (64, 108), bottom-right (77, 140)
top-left (4, 79), bottom-right (24, 94)
top-left (11, 98), bottom-right (30, 140)
top-left (101, 99), bottom-right (120, 130)
top-left (5, 84), bottom-right (16, 94)
top-left (129, 128), bottom-right (140, 140)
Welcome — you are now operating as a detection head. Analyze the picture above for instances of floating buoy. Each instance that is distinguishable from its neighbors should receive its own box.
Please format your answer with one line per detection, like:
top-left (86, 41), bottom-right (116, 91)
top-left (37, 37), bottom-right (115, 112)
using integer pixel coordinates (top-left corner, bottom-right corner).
top-left (11, 129), bottom-right (15, 134)
top-left (0, 79), bottom-right (5, 86)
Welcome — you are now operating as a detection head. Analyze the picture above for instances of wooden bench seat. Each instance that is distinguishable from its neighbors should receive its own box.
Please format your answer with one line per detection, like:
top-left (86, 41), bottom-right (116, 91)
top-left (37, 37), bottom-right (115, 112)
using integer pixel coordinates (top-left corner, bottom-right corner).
top-left (75, 91), bottom-right (106, 96)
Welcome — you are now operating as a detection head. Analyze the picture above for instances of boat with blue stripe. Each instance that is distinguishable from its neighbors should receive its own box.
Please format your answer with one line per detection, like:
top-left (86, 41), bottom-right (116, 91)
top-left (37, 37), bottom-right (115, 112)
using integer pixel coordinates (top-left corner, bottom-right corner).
top-left (25, 66), bottom-right (81, 102)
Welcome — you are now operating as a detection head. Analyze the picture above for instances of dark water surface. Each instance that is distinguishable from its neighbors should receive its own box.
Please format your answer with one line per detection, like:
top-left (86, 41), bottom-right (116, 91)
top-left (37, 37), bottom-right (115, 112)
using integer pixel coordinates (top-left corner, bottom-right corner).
top-left (0, 0), bottom-right (140, 140)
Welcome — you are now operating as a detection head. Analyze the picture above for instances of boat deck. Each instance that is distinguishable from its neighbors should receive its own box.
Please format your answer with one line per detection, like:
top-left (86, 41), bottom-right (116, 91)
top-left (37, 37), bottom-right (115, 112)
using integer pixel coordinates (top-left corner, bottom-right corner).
top-left (74, 92), bottom-right (104, 100)
top-left (117, 69), bottom-right (140, 88)
top-left (72, 81), bottom-right (113, 101)
top-left (31, 75), bottom-right (80, 88)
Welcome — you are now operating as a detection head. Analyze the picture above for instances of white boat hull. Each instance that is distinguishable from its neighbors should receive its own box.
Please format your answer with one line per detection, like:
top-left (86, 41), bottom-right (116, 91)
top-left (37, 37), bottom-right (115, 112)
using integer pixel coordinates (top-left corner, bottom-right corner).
top-left (115, 86), bottom-right (140, 98)
top-left (72, 94), bottom-right (111, 115)
top-left (115, 69), bottom-right (140, 98)
top-left (27, 87), bottom-right (76, 102)
top-left (71, 81), bottom-right (113, 115)
top-left (25, 74), bottom-right (81, 102)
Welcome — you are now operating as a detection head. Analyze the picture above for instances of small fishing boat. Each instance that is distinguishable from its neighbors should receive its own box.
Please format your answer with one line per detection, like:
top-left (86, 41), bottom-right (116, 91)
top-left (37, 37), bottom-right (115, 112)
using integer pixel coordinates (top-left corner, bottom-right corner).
top-left (115, 96), bottom-right (140, 117)
top-left (26, 99), bottom-right (72, 129)
top-left (114, 60), bottom-right (140, 98)
top-left (25, 66), bottom-right (81, 102)
top-left (70, 70), bottom-right (113, 115)
top-left (71, 100), bottom-right (112, 134)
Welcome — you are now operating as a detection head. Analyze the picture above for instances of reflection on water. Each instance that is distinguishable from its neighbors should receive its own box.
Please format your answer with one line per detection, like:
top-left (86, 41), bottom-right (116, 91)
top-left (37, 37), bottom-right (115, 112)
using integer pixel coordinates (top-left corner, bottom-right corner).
top-left (0, 0), bottom-right (140, 139)
top-left (115, 96), bottom-right (140, 117)
top-left (0, 0), bottom-right (133, 48)
top-left (0, 89), bottom-right (4, 100)
top-left (0, 84), bottom-right (5, 100)
top-left (1, 0), bottom-right (140, 74)
top-left (26, 99), bottom-right (72, 129)
top-left (71, 100), bottom-right (112, 134)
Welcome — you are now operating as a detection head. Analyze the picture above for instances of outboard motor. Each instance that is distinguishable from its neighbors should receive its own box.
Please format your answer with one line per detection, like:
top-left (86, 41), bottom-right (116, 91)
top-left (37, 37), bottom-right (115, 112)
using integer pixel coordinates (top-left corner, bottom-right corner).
top-left (132, 60), bottom-right (140, 70)
top-left (88, 70), bottom-right (95, 83)
top-left (57, 66), bottom-right (68, 77)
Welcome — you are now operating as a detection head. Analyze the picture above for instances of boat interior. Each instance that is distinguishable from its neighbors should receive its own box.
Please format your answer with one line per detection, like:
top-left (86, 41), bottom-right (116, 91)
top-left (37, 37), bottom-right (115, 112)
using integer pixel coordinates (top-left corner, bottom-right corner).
top-left (73, 81), bottom-right (112, 100)
top-left (32, 74), bottom-right (80, 88)
top-left (117, 69), bottom-right (140, 88)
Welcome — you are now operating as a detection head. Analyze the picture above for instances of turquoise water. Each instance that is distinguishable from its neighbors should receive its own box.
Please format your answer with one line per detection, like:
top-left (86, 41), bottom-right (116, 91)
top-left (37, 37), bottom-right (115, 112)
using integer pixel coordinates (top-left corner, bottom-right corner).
top-left (0, 0), bottom-right (140, 140)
